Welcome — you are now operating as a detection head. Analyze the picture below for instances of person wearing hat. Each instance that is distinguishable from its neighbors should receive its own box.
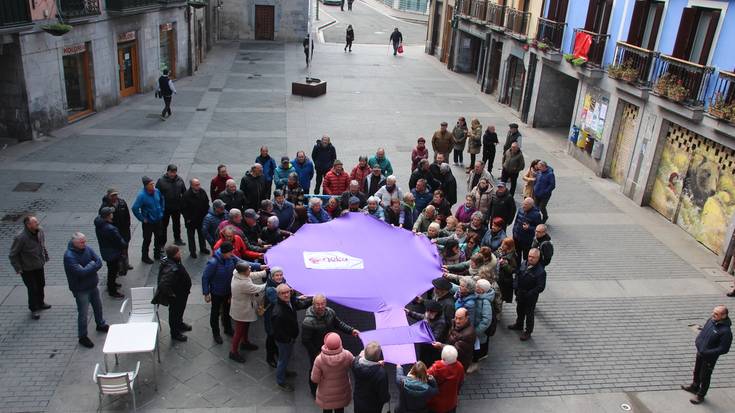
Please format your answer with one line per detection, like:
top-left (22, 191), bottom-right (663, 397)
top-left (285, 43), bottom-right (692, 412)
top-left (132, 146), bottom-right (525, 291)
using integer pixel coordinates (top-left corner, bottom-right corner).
top-left (241, 209), bottom-right (265, 246)
top-left (431, 122), bottom-right (453, 161)
top-left (94, 207), bottom-right (127, 298)
top-left (416, 277), bottom-right (456, 325)
top-left (132, 176), bottom-right (165, 263)
top-left (406, 299), bottom-right (448, 366)
top-left (311, 332), bottom-right (355, 410)
top-left (99, 188), bottom-right (133, 273)
top-left (156, 164), bottom-right (187, 247)
top-left (274, 156), bottom-right (296, 191)
top-left (322, 160), bottom-right (351, 195)
top-left (411, 137), bottom-right (429, 172)
top-left (470, 279), bottom-right (495, 372)
top-left (488, 181), bottom-right (516, 232)
top-left (502, 123), bottom-right (523, 156)
top-left (342, 196), bottom-right (362, 215)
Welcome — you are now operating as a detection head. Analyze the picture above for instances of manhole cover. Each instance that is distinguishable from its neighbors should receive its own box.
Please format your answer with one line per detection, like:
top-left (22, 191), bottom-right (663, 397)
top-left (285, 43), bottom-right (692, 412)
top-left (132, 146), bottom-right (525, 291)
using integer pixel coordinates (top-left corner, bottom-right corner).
top-left (1, 213), bottom-right (26, 222)
top-left (13, 182), bottom-right (43, 192)
top-left (208, 87), bottom-right (223, 92)
top-left (196, 108), bottom-right (208, 111)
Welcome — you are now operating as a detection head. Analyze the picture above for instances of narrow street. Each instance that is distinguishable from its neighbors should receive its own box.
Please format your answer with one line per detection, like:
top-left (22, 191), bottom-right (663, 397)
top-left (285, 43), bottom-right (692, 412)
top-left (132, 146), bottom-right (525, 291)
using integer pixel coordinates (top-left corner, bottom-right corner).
top-left (321, 0), bottom-right (427, 45)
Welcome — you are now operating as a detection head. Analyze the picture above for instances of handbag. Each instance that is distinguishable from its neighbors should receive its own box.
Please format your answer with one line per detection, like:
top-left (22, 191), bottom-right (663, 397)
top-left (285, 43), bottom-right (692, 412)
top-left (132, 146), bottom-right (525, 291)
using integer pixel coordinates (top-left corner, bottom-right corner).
top-left (397, 44), bottom-right (404, 54)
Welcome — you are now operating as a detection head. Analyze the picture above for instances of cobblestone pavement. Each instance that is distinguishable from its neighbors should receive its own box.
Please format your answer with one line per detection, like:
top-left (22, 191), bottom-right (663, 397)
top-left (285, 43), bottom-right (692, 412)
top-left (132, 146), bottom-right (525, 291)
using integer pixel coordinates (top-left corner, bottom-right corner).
top-left (0, 13), bottom-right (734, 413)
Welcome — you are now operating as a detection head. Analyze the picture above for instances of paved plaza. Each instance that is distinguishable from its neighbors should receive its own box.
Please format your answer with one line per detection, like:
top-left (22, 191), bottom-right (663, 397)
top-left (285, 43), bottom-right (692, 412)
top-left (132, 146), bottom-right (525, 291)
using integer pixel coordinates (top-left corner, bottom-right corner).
top-left (1, 2), bottom-right (735, 412)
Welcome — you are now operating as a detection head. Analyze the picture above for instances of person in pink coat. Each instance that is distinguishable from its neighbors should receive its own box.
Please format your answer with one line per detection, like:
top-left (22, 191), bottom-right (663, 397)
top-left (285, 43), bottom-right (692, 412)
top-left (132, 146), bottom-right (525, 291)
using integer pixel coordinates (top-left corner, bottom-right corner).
top-left (310, 332), bottom-right (354, 413)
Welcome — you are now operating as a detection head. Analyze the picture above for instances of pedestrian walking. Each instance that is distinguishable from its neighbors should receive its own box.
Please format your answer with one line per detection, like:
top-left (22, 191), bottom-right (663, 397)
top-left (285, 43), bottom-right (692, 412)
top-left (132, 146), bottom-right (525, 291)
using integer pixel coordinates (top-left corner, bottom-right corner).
top-left (396, 361), bottom-right (438, 413)
top-left (156, 164), bottom-right (187, 247)
top-left (210, 164), bottom-right (232, 200)
top-left (156, 69), bottom-right (176, 120)
top-left (451, 117), bottom-right (468, 166)
top-left (271, 283), bottom-right (311, 392)
top-left (390, 28), bottom-right (403, 56)
top-left (467, 118), bottom-right (482, 169)
top-left (681, 305), bottom-right (732, 404)
top-left (132, 176), bottom-right (165, 263)
top-left (352, 341), bottom-right (390, 413)
top-left (347, 0), bottom-right (354, 10)
top-left (181, 178), bottom-right (210, 258)
top-left (508, 248), bottom-right (546, 341)
top-left (94, 207), bottom-right (126, 298)
top-left (512, 197), bottom-right (542, 263)
top-left (63, 232), bottom-right (109, 348)
top-left (427, 345), bottom-right (465, 413)
top-left (152, 245), bottom-right (192, 342)
top-left (501, 142), bottom-right (525, 196)
top-left (312, 135), bottom-right (337, 195)
top-left (432, 122), bottom-right (453, 161)
top-left (533, 161), bottom-right (556, 223)
top-left (481, 126), bottom-right (498, 174)
top-left (311, 332), bottom-right (355, 412)
top-left (229, 262), bottom-right (267, 362)
top-left (345, 25), bottom-right (354, 52)
top-left (303, 35), bottom-right (314, 66)
top-left (9, 215), bottom-right (50, 320)
top-left (99, 189), bottom-right (132, 274)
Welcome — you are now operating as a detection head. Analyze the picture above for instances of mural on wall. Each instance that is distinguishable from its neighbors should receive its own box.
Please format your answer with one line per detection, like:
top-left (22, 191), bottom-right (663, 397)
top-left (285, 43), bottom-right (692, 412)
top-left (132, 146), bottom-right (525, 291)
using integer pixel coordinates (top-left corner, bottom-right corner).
top-left (609, 102), bottom-right (639, 185)
top-left (649, 124), bottom-right (735, 254)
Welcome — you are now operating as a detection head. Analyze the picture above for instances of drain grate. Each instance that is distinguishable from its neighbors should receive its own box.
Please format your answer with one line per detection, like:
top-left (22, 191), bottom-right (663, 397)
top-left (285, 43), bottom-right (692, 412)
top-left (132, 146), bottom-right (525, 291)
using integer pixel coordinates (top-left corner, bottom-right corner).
top-left (1, 213), bottom-right (26, 222)
top-left (208, 87), bottom-right (223, 92)
top-left (196, 108), bottom-right (208, 111)
top-left (13, 182), bottom-right (43, 192)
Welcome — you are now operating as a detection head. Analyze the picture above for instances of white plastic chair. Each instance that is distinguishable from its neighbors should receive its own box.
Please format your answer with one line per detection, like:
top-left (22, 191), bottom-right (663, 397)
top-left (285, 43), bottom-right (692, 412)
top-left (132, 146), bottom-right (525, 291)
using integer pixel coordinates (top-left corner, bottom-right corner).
top-left (93, 361), bottom-right (140, 411)
top-left (120, 287), bottom-right (160, 329)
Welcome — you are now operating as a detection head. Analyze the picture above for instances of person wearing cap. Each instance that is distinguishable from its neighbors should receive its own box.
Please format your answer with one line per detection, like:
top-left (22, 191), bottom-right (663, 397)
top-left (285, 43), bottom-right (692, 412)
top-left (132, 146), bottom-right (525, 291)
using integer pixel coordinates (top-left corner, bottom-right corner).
top-left (342, 196), bottom-right (363, 214)
top-left (219, 179), bottom-right (246, 212)
top-left (312, 135), bottom-right (337, 195)
top-left (311, 332), bottom-right (355, 410)
top-left (502, 122), bottom-right (523, 155)
top-left (99, 188), bottom-right (132, 273)
top-left (339, 180), bottom-right (367, 210)
top-left (210, 164), bottom-right (233, 201)
top-left (292, 151), bottom-right (314, 194)
top-left (432, 122), bottom-right (453, 161)
top-left (412, 136), bottom-right (429, 171)
top-left (368, 148), bottom-right (393, 177)
top-left (182, 178), bottom-right (211, 258)
top-left (363, 196), bottom-right (386, 221)
top-left (242, 208), bottom-right (266, 246)
top-left (202, 199), bottom-right (229, 249)
top-left (152, 245), bottom-right (192, 342)
top-left (274, 156), bottom-right (296, 190)
top-left (132, 176), bottom-right (165, 263)
top-left (427, 345), bottom-right (465, 413)
top-left (431, 307), bottom-right (476, 373)
top-left (364, 164), bottom-right (386, 197)
top-left (322, 160), bottom-right (351, 195)
top-left (482, 125), bottom-right (499, 173)
top-left (255, 146), bottom-right (277, 199)
top-left (350, 156), bottom-right (372, 194)
top-left (469, 279), bottom-right (495, 372)
top-left (273, 190), bottom-right (296, 230)
top-left (406, 299), bottom-right (448, 366)
top-left (94, 207), bottom-right (126, 298)
top-left (156, 164), bottom-right (187, 247)
top-left (240, 164), bottom-right (268, 211)
top-left (416, 277), bottom-right (456, 324)
top-left (488, 181), bottom-right (516, 232)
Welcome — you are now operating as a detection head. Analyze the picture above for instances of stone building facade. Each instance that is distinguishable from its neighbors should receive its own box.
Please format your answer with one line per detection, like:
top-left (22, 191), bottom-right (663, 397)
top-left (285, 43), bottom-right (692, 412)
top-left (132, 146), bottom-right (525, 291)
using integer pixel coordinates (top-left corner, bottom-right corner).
top-left (220, 0), bottom-right (308, 41)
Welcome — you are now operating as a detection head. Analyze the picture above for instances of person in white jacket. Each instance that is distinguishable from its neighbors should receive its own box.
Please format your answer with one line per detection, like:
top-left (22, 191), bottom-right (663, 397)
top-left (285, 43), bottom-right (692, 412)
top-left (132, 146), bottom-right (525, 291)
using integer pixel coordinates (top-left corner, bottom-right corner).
top-left (229, 262), bottom-right (267, 363)
top-left (374, 175), bottom-right (403, 207)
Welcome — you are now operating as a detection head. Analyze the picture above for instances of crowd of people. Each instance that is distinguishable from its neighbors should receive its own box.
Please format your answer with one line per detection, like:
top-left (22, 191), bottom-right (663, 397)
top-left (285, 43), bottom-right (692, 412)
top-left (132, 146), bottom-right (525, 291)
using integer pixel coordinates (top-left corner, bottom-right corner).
top-left (10, 120), bottom-right (563, 412)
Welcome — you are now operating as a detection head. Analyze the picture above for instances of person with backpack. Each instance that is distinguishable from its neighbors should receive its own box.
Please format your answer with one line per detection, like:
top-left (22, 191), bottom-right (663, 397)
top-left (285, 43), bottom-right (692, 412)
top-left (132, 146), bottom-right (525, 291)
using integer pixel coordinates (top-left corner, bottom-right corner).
top-left (530, 224), bottom-right (553, 267)
top-left (156, 69), bottom-right (176, 120)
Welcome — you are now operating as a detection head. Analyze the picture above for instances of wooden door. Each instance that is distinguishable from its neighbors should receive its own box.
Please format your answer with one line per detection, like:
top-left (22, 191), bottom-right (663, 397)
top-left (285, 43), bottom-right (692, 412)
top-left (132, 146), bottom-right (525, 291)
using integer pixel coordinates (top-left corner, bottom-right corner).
top-left (254, 5), bottom-right (274, 40)
top-left (441, 6), bottom-right (453, 63)
top-left (117, 42), bottom-right (138, 97)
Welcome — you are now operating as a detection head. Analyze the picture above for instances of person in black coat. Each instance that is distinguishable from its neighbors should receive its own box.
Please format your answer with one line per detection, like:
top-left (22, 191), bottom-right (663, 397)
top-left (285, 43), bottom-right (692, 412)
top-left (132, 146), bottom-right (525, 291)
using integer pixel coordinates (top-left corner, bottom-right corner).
top-left (482, 125), bottom-right (499, 173)
top-left (409, 159), bottom-right (441, 191)
top-left (352, 342), bottom-right (390, 413)
top-left (682, 305), bottom-right (732, 404)
top-left (271, 283), bottom-right (312, 391)
top-left (438, 164), bottom-right (457, 206)
top-left (389, 28), bottom-right (403, 56)
top-left (181, 178), bottom-right (211, 258)
top-left (99, 188), bottom-right (132, 273)
top-left (406, 299), bottom-right (448, 366)
top-left (152, 245), bottom-right (192, 342)
top-left (94, 208), bottom-right (127, 298)
top-left (489, 182), bottom-right (516, 231)
top-left (311, 135), bottom-right (337, 195)
top-left (219, 179), bottom-right (247, 212)
top-left (240, 164), bottom-right (269, 211)
top-left (156, 164), bottom-right (187, 246)
top-left (509, 248), bottom-right (546, 341)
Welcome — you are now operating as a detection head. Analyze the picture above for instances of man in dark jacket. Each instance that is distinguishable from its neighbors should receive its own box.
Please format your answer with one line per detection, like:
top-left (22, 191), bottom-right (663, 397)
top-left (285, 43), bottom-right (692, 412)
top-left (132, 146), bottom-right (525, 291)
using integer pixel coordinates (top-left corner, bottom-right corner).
top-left (9, 215), bottom-right (50, 320)
top-left (156, 164), bottom-right (187, 246)
top-left (533, 161), bottom-right (556, 223)
top-left (63, 232), bottom-right (109, 348)
top-left (682, 305), bottom-right (732, 404)
top-left (255, 146), bottom-right (277, 199)
top-left (202, 242), bottom-right (238, 344)
top-left (489, 182), bottom-right (516, 231)
top-left (202, 199), bottom-right (229, 248)
top-left (530, 224), bottom-right (553, 267)
top-left (389, 27), bottom-right (403, 55)
top-left (509, 248), bottom-right (546, 341)
top-left (482, 125), bottom-right (499, 172)
top-left (302, 294), bottom-right (359, 397)
top-left (501, 142), bottom-right (525, 196)
top-left (432, 308), bottom-right (475, 372)
top-left (407, 299), bottom-right (448, 366)
top-left (240, 164), bottom-right (269, 210)
top-left (99, 188), bottom-right (132, 273)
top-left (94, 207), bottom-right (126, 298)
top-left (153, 245), bottom-right (192, 342)
top-left (416, 277), bottom-right (456, 325)
top-left (438, 163), bottom-right (457, 206)
top-left (409, 159), bottom-right (441, 191)
top-left (364, 165), bottom-right (385, 197)
top-left (156, 69), bottom-right (176, 119)
top-left (182, 178), bottom-right (210, 258)
top-left (219, 179), bottom-right (246, 212)
top-left (311, 135), bottom-right (337, 195)
top-left (340, 180), bottom-right (368, 209)
top-left (352, 341), bottom-right (390, 413)
top-left (273, 190), bottom-right (296, 230)
top-left (512, 197), bottom-right (543, 263)
top-left (502, 123), bottom-right (522, 154)
top-left (271, 283), bottom-right (311, 392)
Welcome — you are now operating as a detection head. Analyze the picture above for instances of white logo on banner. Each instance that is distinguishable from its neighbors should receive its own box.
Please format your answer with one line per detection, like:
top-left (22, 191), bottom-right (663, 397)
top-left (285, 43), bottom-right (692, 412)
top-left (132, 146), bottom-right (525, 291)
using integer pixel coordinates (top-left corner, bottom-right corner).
top-left (303, 251), bottom-right (364, 270)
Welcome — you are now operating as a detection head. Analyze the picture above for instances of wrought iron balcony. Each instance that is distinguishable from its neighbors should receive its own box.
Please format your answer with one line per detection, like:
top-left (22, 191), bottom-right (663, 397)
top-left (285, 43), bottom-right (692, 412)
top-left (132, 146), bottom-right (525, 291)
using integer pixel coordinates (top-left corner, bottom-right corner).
top-left (485, 3), bottom-right (506, 28)
top-left (535, 17), bottom-right (565, 50)
top-left (650, 54), bottom-right (714, 107)
top-left (106, 0), bottom-right (160, 13)
top-left (0, 0), bottom-right (32, 28)
top-left (572, 28), bottom-right (609, 67)
top-left (459, 0), bottom-right (472, 15)
top-left (609, 41), bottom-right (657, 85)
top-left (59, 0), bottom-right (101, 19)
top-left (505, 7), bottom-right (530, 37)
top-left (471, 0), bottom-right (487, 21)
top-left (708, 70), bottom-right (735, 121)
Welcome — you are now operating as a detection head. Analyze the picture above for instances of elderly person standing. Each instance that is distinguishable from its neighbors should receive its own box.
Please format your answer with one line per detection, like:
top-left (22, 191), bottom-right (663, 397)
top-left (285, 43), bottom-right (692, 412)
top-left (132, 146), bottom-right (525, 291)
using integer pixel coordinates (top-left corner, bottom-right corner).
top-left (94, 207), bottom-right (126, 298)
top-left (182, 178), bottom-right (211, 258)
top-left (509, 248), bottom-right (546, 341)
top-left (63, 232), bottom-right (108, 348)
top-left (350, 156), bottom-right (373, 193)
top-left (468, 279), bottom-right (495, 373)
top-left (292, 151), bottom-right (314, 194)
top-left (353, 341), bottom-right (390, 413)
top-left (312, 135), bottom-right (337, 195)
top-left (255, 146), bottom-right (277, 199)
top-left (368, 148), bottom-right (393, 177)
top-left (219, 179), bottom-right (246, 212)
top-left (229, 262), bottom-right (268, 363)
top-left (99, 188), bottom-right (132, 273)
top-left (152, 245), bottom-right (192, 342)
top-left (427, 346), bottom-right (465, 413)
top-left (406, 299), bottom-right (448, 366)
top-left (432, 122), bottom-right (453, 161)
top-left (396, 361), bottom-right (438, 413)
top-left (210, 164), bottom-right (232, 200)
top-left (202, 199), bottom-right (229, 249)
top-left (431, 308), bottom-right (476, 373)
top-left (274, 156), bottom-right (296, 190)
top-left (501, 142), bottom-right (525, 196)
top-left (512, 197), bottom-right (542, 264)
top-left (364, 196), bottom-right (386, 221)
top-left (322, 160), bottom-right (351, 195)
top-left (374, 175), bottom-right (403, 207)
top-left (10, 215), bottom-right (50, 320)
top-left (311, 333), bottom-right (354, 413)
top-left (533, 160), bottom-right (556, 224)
top-left (240, 163), bottom-right (268, 211)
top-left (202, 242), bottom-right (240, 344)
top-left (272, 283), bottom-right (312, 392)
top-left (302, 294), bottom-right (359, 397)
top-left (155, 164), bottom-right (187, 247)
top-left (467, 160), bottom-right (492, 193)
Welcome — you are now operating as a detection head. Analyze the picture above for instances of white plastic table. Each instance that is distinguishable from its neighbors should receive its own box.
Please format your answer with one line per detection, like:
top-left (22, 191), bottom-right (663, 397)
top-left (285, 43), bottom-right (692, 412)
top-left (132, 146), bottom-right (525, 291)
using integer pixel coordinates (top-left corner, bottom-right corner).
top-left (102, 322), bottom-right (160, 390)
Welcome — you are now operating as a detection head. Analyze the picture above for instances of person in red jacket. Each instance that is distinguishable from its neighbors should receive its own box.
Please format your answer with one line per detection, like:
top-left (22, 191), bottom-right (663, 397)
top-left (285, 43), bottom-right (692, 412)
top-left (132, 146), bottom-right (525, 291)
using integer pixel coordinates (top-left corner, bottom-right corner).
top-left (322, 160), bottom-right (351, 195)
top-left (212, 226), bottom-right (263, 262)
top-left (427, 345), bottom-right (465, 413)
top-left (210, 164), bottom-right (232, 200)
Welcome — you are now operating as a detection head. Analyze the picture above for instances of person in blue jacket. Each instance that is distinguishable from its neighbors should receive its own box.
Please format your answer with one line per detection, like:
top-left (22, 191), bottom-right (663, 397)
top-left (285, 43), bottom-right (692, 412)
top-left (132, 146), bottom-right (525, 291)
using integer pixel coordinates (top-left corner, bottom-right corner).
top-left (292, 151), bottom-right (315, 194)
top-left (273, 190), bottom-right (295, 230)
top-left (395, 361), bottom-right (438, 413)
top-left (273, 156), bottom-right (296, 190)
top-left (132, 176), bottom-right (165, 263)
top-left (202, 199), bottom-right (228, 248)
top-left (307, 197), bottom-right (331, 223)
top-left (682, 305), bottom-right (732, 404)
top-left (533, 161), bottom-right (556, 224)
top-left (512, 197), bottom-right (542, 264)
top-left (94, 207), bottom-right (126, 298)
top-left (63, 232), bottom-right (108, 348)
top-left (255, 146), bottom-right (277, 199)
top-left (311, 135), bottom-right (337, 195)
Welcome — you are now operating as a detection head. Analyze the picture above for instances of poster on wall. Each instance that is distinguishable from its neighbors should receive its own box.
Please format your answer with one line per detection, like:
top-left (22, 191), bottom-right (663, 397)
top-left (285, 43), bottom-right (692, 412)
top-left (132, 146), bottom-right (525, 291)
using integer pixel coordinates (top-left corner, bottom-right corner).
top-left (579, 92), bottom-right (608, 141)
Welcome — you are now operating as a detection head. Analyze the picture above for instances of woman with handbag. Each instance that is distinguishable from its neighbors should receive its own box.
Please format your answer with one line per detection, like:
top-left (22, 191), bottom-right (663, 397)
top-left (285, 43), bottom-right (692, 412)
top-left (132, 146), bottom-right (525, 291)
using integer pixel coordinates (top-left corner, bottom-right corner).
top-left (229, 262), bottom-right (267, 363)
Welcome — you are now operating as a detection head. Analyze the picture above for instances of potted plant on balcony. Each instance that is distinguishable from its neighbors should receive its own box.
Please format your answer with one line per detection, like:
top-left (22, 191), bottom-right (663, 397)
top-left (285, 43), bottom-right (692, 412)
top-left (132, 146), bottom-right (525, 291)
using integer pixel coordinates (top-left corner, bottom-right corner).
top-left (709, 93), bottom-right (733, 121)
top-left (620, 65), bottom-right (638, 82)
top-left (537, 41), bottom-right (550, 52)
top-left (563, 53), bottom-right (575, 62)
top-left (607, 64), bottom-right (623, 79)
top-left (654, 73), bottom-right (673, 96)
top-left (571, 57), bottom-right (587, 66)
top-left (667, 80), bottom-right (688, 103)
top-left (41, 22), bottom-right (73, 36)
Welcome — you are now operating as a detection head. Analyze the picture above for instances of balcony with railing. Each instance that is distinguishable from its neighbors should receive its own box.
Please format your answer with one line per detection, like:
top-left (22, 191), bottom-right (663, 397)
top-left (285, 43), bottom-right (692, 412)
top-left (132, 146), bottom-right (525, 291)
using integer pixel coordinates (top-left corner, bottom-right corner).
top-left (106, 0), bottom-right (160, 13)
top-left (471, 0), bottom-right (487, 21)
top-left (535, 17), bottom-right (565, 50)
top-left (650, 54), bottom-right (714, 108)
top-left (1, 0), bottom-right (32, 29)
top-left (485, 3), bottom-right (506, 28)
top-left (571, 28), bottom-right (609, 67)
top-left (459, 0), bottom-right (472, 15)
top-left (59, 0), bottom-right (101, 20)
top-left (608, 41), bottom-right (657, 86)
top-left (708, 70), bottom-right (735, 122)
top-left (504, 7), bottom-right (530, 38)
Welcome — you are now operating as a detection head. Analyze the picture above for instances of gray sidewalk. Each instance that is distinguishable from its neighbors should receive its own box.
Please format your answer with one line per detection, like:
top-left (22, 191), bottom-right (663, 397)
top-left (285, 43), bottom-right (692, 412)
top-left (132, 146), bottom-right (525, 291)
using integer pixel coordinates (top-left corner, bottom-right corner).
top-left (0, 37), bottom-right (733, 412)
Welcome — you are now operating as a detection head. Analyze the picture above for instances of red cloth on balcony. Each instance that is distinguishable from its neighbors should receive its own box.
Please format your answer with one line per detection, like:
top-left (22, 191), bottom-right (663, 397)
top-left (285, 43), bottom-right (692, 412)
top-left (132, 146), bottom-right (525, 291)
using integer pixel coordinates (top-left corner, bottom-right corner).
top-left (572, 31), bottom-right (593, 60)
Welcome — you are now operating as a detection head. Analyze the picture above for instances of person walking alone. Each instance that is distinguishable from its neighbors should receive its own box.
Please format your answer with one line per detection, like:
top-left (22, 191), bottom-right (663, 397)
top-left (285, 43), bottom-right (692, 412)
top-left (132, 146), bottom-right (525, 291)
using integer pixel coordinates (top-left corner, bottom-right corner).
top-left (9, 215), bottom-right (50, 320)
top-left (390, 28), bottom-right (403, 56)
top-left (345, 25), bottom-right (354, 52)
top-left (156, 69), bottom-right (176, 120)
